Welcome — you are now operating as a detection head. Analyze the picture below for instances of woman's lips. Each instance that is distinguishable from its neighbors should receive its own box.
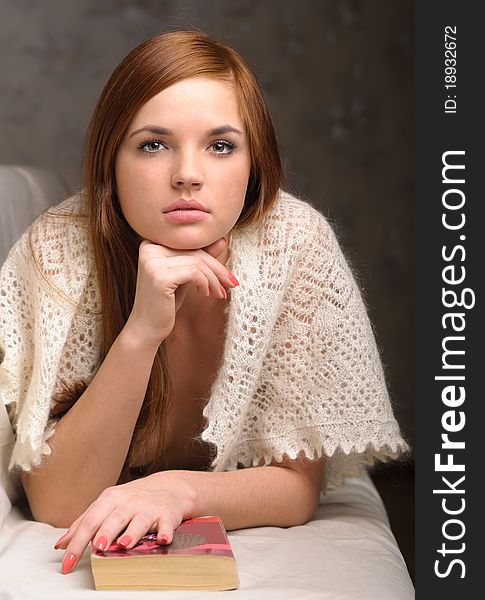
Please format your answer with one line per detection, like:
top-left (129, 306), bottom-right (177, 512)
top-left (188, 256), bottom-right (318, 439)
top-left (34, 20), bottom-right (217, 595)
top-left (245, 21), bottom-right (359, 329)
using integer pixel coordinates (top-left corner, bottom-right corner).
top-left (163, 209), bottom-right (210, 222)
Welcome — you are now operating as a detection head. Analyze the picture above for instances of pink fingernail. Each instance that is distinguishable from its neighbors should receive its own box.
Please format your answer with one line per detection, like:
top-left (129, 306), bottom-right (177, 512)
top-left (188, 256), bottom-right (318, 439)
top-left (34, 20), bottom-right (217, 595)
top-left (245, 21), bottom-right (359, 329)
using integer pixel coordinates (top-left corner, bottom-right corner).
top-left (62, 552), bottom-right (77, 574)
top-left (119, 535), bottom-right (132, 547)
top-left (220, 285), bottom-right (227, 299)
top-left (227, 271), bottom-right (239, 286)
top-left (160, 535), bottom-right (169, 544)
top-left (54, 534), bottom-right (67, 549)
top-left (95, 536), bottom-right (108, 551)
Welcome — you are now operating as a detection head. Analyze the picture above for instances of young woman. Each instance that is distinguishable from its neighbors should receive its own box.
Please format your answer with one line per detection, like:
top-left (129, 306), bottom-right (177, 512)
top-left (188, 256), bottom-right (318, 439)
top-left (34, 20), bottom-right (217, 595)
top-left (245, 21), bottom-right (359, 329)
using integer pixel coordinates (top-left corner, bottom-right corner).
top-left (0, 29), bottom-right (409, 575)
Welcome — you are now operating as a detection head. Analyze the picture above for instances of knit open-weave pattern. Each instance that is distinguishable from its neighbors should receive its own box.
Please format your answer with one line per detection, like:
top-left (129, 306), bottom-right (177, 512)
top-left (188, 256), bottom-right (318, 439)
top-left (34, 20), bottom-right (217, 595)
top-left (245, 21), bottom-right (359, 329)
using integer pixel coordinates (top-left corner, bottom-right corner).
top-left (0, 189), bottom-right (409, 493)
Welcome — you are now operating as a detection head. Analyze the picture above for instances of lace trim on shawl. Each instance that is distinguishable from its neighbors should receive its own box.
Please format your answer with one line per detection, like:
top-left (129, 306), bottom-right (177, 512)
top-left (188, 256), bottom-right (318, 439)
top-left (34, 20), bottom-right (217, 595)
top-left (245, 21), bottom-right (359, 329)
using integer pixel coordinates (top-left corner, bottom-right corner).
top-left (214, 420), bottom-right (409, 493)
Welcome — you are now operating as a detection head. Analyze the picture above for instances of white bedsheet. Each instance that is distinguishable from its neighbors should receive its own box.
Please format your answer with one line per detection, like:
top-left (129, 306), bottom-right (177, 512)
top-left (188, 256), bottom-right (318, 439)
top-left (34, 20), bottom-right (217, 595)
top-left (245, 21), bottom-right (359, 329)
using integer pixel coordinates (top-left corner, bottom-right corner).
top-left (0, 469), bottom-right (414, 599)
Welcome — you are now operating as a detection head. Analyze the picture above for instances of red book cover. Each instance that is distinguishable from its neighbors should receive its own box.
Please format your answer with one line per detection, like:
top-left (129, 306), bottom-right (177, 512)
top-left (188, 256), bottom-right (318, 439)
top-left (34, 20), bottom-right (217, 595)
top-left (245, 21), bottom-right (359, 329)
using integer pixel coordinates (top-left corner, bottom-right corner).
top-left (93, 516), bottom-right (234, 559)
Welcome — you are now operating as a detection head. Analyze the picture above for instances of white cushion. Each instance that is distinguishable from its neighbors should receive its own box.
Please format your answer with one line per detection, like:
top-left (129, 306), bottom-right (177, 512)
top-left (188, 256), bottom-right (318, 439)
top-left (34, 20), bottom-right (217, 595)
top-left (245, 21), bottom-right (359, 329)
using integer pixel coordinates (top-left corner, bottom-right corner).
top-left (0, 471), bottom-right (414, 599)
top-left (0, 164), bottom-right (68, 265)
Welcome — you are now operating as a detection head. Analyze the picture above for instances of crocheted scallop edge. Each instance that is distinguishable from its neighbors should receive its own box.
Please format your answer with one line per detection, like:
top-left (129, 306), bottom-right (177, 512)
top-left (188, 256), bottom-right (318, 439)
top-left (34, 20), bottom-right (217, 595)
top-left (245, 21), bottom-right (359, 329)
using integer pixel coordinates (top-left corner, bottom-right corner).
top-left (209, 423), bottom-right (411, 494)
top-left (242, 442), bottom-right (410, 494)
top-left (7, 420), bottom-right (57, 476)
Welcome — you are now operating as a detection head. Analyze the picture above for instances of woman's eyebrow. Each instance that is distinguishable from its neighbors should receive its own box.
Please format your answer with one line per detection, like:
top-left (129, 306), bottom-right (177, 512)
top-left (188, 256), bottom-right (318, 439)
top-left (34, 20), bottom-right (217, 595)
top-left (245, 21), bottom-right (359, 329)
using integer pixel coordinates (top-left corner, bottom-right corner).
top-left (128, 124), bottom-right (243, 138)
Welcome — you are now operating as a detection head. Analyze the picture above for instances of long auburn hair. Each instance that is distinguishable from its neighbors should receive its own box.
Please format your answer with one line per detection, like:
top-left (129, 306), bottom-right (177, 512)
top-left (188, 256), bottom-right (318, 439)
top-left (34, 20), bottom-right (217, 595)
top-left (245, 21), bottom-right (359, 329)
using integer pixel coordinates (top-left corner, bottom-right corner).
top-left (50, 29), bottom-right (285, 484)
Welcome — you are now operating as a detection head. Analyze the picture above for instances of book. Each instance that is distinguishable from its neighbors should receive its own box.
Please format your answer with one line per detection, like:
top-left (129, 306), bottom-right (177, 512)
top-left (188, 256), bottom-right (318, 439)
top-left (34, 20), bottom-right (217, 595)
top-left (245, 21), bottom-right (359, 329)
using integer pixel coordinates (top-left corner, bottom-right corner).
top-left (90, 515), bottom-right (239, 591)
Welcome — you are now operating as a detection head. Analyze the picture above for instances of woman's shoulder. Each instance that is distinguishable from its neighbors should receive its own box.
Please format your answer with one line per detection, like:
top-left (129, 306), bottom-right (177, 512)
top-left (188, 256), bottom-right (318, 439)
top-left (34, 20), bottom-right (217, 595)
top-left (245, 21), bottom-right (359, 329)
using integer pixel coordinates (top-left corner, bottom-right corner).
top-left (44, 189), bottom-right (88, 218)
top-left (261, 188), bottom-right (342, 253)
top-left (2, 191), bottom-right (95, 310)
top-left (32, 189), bottom-right (89, 234)
top-left (27, 190), bottom-right (94, 277)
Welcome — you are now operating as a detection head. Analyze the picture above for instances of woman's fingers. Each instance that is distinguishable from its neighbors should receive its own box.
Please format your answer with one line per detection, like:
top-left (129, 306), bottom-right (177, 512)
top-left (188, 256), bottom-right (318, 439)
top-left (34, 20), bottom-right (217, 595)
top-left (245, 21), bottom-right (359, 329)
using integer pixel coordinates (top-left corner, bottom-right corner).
top-left (156, 515), bottom-right (178, 545)
top-left (53, 532), bottom-right (70, 550)
top-left (160, 263), bottom-right (213, 300)
top-left (140, 238), bottom-right (238, 290)
top-left (112, 514), bottom-right (175, 550)
top-left (90, 511), bottom-right (152, 554)
top-left (164, 256), bottom-right (226, 298)
top-left (192, 247), bottom-right (238, 289)
top-left (60, 496), bottom-right (120, 574)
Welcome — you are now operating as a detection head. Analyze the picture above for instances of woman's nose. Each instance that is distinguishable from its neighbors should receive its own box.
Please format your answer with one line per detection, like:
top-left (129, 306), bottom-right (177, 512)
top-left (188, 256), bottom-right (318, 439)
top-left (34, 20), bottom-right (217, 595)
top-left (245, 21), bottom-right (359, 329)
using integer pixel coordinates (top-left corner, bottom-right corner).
top-left (171, 150), bottom-right (204, 188)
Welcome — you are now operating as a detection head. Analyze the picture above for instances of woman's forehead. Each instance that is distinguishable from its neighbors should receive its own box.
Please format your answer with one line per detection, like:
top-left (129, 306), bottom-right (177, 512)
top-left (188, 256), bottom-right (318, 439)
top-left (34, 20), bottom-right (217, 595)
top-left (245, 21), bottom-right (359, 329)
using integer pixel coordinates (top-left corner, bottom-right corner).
top-left (128, 77), bottom-right (244, 133)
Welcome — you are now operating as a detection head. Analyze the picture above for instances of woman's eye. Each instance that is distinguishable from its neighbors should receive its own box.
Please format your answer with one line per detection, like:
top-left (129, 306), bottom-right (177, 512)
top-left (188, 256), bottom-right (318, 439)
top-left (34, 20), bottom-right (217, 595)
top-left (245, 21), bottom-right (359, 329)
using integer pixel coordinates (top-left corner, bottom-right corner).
top-left (210, 140), bottom-right (235, 155)
top-left (137, 140), bottom-right (165, 154)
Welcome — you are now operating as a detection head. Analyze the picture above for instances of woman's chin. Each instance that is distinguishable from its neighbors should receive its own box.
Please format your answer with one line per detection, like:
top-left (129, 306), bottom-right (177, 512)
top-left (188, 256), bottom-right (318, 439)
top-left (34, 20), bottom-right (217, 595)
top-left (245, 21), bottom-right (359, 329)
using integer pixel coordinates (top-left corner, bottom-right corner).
top-left (150, 236), bottom-right (218, 251)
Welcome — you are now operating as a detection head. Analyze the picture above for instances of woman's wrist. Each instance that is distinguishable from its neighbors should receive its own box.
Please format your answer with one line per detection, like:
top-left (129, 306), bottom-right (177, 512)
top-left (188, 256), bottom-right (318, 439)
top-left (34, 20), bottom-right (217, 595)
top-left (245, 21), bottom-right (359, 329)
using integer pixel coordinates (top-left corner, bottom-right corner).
top-left (147, 470), bottom-right (200, 519)
top-left (120, 320), bottom-right (164, 354)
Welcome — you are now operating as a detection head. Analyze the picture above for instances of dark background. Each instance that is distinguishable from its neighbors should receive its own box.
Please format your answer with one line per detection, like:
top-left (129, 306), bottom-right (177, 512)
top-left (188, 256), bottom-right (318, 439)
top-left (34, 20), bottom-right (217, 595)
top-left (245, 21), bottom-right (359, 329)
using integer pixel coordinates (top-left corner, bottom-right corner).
top-left (0, 0), bottom-right (415, 581)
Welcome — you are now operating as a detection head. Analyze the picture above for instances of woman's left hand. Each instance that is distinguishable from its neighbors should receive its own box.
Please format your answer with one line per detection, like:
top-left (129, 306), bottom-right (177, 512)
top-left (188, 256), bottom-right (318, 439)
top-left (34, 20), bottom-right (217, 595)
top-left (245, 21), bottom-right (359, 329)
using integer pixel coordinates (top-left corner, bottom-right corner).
top-left (53, 471), bottom-right (197, 574)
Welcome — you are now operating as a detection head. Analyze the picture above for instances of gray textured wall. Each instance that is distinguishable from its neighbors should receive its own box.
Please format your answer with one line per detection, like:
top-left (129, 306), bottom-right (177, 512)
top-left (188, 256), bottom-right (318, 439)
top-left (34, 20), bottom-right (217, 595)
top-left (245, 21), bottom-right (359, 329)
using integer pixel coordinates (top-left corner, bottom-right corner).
top-left (0, 0), bottom-right (414, 447)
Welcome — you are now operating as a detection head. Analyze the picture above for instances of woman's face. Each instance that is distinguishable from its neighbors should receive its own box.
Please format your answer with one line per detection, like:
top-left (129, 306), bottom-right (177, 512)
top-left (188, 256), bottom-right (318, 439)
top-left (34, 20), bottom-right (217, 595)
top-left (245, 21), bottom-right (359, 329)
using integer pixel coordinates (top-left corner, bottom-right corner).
top-left (115, 76), bottom-right (251, 251)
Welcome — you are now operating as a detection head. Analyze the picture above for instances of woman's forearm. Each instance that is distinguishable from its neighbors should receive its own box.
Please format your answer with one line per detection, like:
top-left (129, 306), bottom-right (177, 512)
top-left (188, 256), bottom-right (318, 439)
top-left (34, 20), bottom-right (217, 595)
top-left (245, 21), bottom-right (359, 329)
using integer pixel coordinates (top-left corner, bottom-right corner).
top-left (21, 326), bottom-right (159, 527)
top-left (158, 464), bottom-right (322, 530)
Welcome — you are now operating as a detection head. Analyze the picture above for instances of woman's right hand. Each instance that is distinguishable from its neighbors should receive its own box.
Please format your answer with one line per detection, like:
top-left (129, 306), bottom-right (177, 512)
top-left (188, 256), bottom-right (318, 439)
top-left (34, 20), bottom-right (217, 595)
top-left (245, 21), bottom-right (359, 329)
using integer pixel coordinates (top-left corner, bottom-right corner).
top-left (124, 237), bottom-right (238, 348)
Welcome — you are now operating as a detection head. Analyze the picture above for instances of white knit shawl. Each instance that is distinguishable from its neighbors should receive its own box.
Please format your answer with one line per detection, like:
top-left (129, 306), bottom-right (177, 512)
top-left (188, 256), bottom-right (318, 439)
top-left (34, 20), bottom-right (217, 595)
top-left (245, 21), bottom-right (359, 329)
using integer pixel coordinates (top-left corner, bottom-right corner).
top-left (0, 189), bottom-right (409, 493)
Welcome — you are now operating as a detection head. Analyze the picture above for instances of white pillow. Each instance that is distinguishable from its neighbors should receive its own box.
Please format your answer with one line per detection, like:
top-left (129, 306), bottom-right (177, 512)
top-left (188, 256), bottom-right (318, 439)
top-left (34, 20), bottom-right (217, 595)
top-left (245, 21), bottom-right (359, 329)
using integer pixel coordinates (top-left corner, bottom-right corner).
top-left (0, 399), bottom-right (19, 530)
